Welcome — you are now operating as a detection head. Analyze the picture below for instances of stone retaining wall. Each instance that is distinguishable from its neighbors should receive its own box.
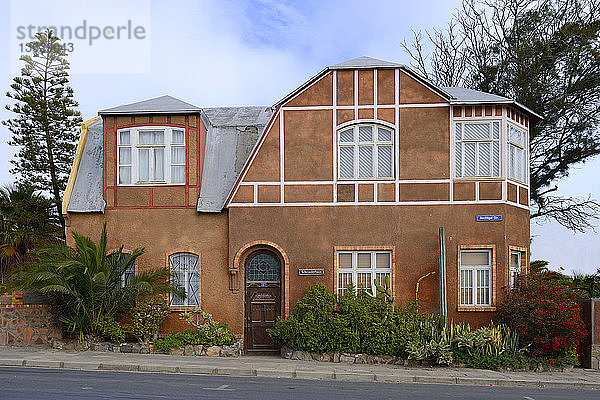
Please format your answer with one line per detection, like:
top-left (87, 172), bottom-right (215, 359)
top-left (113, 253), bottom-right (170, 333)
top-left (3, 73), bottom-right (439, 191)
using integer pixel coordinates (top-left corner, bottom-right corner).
top-left (52, 338), bottom-right (244, 357)
top-left (0, 305), bottom-right (61, 346)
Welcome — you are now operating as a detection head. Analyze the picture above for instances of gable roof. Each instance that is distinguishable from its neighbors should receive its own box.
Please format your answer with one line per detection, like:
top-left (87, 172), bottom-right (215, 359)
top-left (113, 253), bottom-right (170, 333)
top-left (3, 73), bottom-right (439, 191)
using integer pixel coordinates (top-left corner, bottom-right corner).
top-left (99, 95), bottom-right (202, 115)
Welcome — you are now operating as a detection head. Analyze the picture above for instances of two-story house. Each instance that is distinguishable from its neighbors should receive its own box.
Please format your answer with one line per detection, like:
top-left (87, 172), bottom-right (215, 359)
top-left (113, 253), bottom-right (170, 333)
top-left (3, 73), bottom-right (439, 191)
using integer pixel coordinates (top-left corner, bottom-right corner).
top-left (63, 56), bottom-right (538, 353)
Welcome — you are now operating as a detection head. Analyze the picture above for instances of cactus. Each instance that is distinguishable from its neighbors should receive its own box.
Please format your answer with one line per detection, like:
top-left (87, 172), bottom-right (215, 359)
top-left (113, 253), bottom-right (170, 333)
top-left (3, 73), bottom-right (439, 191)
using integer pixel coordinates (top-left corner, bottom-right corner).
top-left (370, 275), bottom-right (393, 304)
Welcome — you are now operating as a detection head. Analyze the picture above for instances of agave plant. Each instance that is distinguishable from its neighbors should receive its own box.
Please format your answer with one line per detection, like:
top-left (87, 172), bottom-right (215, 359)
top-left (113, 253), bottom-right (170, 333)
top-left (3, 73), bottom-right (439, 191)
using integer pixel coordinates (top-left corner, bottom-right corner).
top-left (6, 223), bottom-right (184, 339)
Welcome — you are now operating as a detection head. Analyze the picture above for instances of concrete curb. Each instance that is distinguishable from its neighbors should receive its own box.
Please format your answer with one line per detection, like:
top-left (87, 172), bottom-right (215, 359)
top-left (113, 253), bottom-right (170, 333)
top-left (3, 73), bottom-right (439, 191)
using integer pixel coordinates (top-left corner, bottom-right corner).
top-left (2, 360), bottom-right (599, 390)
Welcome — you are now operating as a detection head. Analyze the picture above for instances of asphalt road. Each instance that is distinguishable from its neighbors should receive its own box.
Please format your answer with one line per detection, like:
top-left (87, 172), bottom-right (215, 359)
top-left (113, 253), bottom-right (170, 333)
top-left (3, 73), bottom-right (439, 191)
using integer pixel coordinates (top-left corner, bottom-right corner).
top-left (0, 367), bottom-right (598, 400)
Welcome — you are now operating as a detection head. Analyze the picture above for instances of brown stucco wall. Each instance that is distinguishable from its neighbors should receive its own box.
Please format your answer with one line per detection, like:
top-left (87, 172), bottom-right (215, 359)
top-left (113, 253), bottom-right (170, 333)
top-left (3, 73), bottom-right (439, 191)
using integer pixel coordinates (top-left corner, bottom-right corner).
top-left (244, 115), bottom-right (280, 182)
top-left (284, 110), bottom-right (333, 181)
top-left (66, 209), bottom-right (241, 336)
top-left (229, 203), bottom-right (529, 329)
top-left (479, 182), bottom-right (502, 200)
top-left (377, 69), bottom-right (395, 105)
top-left (358, 69), bottom-right (374, 105)
top-left (398, 107), bottom-right (450, 179)
top-left (400, 71), bottom-right (446, 104)
top-left (287, 73), bottom-right (333, 107)
top-left (336, 70), bottom-right (354, 106)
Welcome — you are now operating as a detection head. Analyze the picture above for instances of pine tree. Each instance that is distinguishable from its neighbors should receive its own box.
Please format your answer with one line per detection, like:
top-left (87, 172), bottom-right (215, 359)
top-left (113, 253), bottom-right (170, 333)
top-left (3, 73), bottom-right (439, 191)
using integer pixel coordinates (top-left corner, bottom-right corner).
top-left (3, 29), bottom-right (82, 239)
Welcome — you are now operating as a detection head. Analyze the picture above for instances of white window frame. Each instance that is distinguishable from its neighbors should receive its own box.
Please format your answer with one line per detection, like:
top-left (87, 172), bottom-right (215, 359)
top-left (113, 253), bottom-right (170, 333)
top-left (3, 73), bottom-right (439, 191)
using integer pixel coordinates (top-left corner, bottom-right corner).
top-left (337, 123), bottom-right (395, 180)
top-left (509, 250), bottom-right (522, 290)
top-left (459, 249), bottom-right (493, 307)
top-left (169, 252), bottom-right (199, 307)
top-left (117, 126), bottom-right (186, 185)
top-left (121, 261), bottom-right (135, 288)
top-left (336, 250), bottom-right (392, 297)
top-left (454, 120), bottom-right (501, 179)
top-left (507, 123), bottom-right (528, 184)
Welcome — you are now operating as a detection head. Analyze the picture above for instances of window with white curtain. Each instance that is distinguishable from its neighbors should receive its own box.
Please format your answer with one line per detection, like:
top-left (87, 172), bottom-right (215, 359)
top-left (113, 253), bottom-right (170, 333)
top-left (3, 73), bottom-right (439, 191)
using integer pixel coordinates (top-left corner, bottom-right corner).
top-left (455, 121), bottom-right (500, 178)
top-left (337, 250), bottom-right (392, 297)
top-left (508, 124), bottom-right (528, 183)
top-left (117, 127), bottom-right (186, 185)
top-left (460, 249), bottom-right (493, 306)
top-left (169, 252), bottom-right (199, 307)
top-left (338, 124), bottom-right (394, 180)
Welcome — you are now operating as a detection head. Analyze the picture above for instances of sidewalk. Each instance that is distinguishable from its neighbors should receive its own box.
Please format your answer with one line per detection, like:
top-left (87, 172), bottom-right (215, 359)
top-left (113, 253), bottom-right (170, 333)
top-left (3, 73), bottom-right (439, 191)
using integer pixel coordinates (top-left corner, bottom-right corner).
top-left (1, 346), bottom-right (599, 390)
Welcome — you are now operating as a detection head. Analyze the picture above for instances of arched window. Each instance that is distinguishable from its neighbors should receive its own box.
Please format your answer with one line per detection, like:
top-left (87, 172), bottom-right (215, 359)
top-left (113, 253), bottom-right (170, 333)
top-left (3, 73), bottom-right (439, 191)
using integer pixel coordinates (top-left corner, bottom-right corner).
top-left (169, 252), bottom-right (199, 307)
top-left (246, 251), bottom-right (280, 282)
top-left (338, 123), bottom-right (394, 180)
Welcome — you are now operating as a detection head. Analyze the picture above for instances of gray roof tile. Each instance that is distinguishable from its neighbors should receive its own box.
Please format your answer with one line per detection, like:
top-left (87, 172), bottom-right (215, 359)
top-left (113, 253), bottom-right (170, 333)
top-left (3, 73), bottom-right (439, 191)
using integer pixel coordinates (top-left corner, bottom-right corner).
top-left (330, 56), bottom-right (403, 69)
top-left (99, 95), bottom-right (202, 115)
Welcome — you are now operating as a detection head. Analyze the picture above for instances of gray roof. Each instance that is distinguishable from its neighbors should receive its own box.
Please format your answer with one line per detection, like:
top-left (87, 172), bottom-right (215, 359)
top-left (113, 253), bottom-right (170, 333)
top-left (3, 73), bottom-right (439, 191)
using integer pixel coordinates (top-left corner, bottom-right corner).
top-left (442, 87), bottom-right (543, 119)
top-left (330, 56), bottom-right (403, 69)
top-left (99, 95), bottom-right (202, 115)
top-left (197, 106), bottom-right (273, 212)
top-left (202, 106), bottom-right (272, 127)
top-left (67, 118), bottom-right (105, 213)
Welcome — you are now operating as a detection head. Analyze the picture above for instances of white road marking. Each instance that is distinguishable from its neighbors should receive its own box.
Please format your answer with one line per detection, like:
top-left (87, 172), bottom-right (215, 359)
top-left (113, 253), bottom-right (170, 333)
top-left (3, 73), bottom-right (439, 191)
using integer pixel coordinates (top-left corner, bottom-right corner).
top-left (524, 397), bottom-right (535, 400)
top-left (202, 384), bottom-right (234, 391)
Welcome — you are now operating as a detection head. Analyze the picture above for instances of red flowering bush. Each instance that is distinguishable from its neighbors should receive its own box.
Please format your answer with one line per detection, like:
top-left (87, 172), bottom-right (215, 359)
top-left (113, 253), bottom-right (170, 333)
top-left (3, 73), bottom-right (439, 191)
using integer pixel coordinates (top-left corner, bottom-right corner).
top-left (498, 268), bottom-right (586, 358)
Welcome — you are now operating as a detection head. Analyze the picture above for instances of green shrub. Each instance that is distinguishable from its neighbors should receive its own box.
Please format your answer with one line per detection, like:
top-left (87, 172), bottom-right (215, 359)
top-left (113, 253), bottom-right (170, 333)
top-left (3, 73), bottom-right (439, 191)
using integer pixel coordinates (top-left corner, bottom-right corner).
top-left (268, 284), bottom-right (434, 356)
top-left (153, 327), bottom-right (236, 353)
top-left (92, 314), bottom-right (125, 343)
top-left (128, 298), bottom-right (170, 344)
top-left (179, 307), bottom-right (237, 346)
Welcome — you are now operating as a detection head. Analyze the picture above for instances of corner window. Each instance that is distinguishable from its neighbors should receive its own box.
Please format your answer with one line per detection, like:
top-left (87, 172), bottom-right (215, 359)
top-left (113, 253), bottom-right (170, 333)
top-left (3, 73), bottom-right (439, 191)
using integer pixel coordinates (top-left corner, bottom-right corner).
top-left (338, 124), bottom-right (394, 180)
top-left (509, 250), bottom-right (523, 289)
top-left (169, 252), bottom-right (199, 307)
top-left (508, 124), bottom-right (527, 183)
top-left (455, 121), bottom-right (500, 178)
top-left (460, 249), bottom-right (492, 306)
top-left (117, 127), bottom-right (186, 185)
top-left (337, 250), bottom-right (392, 297)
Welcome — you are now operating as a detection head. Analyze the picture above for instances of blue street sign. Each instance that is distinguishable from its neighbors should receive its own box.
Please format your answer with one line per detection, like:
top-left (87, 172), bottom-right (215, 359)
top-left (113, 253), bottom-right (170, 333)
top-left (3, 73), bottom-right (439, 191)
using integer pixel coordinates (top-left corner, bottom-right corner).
top-left (477, 215), bottom-right (503, 222)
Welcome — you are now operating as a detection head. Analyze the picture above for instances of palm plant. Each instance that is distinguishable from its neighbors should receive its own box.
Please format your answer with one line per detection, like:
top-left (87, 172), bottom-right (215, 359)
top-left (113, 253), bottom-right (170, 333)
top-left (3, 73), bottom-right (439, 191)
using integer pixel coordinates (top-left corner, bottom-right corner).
top-left (0, 184), bottom-right (59, 282)
top-left (572, 269), bottom-right (600, 298)
top-left (6, 223), bottom-right (184, 339)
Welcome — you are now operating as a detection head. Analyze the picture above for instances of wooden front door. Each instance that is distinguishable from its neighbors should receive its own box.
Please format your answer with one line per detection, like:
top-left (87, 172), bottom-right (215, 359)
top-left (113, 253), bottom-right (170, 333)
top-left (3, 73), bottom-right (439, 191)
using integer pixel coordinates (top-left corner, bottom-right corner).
top-left (245, 251), bottom-right (281, 353)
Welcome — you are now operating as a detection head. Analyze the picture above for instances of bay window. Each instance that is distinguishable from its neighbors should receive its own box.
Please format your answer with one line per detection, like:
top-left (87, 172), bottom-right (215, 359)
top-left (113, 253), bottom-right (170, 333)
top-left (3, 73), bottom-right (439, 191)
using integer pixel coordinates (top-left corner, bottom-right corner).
top-left (508, 124), bottom-right (528, 183)
top-left (455, 121), bottom-right (500, 178)
top-left (117, 127), bottom-right (186, 185)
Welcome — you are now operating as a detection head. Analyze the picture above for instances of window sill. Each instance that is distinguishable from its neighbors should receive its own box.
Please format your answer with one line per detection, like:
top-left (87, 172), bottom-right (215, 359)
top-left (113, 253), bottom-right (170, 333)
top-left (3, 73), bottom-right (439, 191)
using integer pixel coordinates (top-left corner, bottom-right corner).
top-left (457, 306), bottom-right (496, 312)
top-left (506, 178), bottom-right (528, 186)
top-left (117, 182), bottom-right (186, 187)
top-left (169, 306), bottom-right (198, 311)
top-left (453, 177), bottom-right (503, 182)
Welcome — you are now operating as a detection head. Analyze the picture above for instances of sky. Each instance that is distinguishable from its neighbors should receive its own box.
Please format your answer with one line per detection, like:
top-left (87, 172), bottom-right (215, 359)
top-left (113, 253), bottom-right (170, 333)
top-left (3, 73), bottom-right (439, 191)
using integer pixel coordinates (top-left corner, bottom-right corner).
top-left (0, 0), bottom-right (598, 274)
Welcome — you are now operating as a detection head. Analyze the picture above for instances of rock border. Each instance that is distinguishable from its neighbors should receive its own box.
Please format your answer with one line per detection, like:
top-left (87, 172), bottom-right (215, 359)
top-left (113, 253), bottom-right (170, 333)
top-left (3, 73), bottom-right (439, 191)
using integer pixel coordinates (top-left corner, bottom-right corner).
top-left (51, 338), bottom-right (244, 357)
top-left (280, 347), bottom-right (574, 372)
